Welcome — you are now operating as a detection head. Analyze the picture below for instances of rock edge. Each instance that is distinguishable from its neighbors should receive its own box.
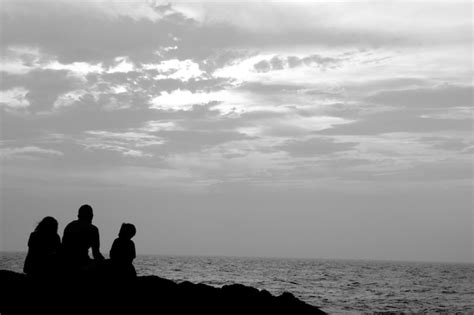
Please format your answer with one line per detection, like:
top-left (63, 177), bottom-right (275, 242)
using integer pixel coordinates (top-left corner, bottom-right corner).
top-left (0, 270), bottom-right (326, 315)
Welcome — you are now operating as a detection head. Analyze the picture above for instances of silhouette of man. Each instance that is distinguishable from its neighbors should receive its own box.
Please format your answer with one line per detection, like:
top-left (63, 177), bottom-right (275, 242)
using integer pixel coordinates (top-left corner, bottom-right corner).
top-left (62, 204), bottom-right (104, 269)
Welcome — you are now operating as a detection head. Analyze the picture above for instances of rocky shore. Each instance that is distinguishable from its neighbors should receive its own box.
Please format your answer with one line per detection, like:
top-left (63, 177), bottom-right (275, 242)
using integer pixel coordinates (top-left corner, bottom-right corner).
top-left (0, 270), bottom-right (325, 314)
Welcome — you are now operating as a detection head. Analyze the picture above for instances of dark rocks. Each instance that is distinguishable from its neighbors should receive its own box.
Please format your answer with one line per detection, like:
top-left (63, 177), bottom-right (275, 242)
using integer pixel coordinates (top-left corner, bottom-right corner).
top-left (0, 270), bottom-right (326, 314)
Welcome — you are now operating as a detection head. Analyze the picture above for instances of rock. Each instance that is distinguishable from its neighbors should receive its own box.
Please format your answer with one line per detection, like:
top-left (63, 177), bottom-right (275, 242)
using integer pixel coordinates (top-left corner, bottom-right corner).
top-left (0, 270), bottom-right (326, 315)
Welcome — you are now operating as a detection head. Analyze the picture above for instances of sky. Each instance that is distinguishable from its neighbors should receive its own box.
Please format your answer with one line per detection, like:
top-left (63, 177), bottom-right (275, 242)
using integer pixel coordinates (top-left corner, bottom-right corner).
top-left (0, 0), bottom-right (472, 263)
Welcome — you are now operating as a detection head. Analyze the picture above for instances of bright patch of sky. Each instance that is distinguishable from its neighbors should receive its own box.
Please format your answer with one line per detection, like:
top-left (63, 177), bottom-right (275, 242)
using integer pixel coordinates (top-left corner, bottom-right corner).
top-left (150, 89), bottom-right (248, 112)
top-left (144, 59), bottom-right (205, 80)
top-left (46, 61), bottom-right (104, 76)
top-left (0, 87), bottom-right (30, 108)
top-left (108, 57), bottom-right (135, 73)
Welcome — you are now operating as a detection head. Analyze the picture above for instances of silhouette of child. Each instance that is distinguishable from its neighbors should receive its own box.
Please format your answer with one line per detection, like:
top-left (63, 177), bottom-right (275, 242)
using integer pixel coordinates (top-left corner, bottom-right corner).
top-left (110, 223), bottom-right (137, 278)
top-left (24, 216), bottom-right (61, 277)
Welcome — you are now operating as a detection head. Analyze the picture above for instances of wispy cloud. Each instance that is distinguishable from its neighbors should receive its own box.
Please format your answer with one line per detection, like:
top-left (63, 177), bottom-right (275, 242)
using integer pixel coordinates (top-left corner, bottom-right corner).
top-left (253, 54), bottom-right (343, 73)
top-left (0, 146), bottom-right (63, 158)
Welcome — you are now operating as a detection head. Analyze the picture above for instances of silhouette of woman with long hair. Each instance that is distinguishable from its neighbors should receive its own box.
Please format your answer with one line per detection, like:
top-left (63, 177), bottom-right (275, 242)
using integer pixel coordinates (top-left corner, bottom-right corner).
top-left (23, 216), bottom-right (61, 278)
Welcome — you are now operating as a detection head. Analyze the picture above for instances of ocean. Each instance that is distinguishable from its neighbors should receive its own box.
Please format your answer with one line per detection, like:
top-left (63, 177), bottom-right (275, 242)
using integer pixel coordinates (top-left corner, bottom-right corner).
top-left (1, 252), bottom-right (473, 314)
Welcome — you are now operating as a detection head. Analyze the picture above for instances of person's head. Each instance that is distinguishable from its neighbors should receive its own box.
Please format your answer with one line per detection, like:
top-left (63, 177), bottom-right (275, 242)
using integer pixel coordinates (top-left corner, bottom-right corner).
top-left (35, 216), bottom-right (58, 234)
top-left (78, 204), bottom-right (93, 223)
top-left (118, 223), bottom-right (136, 240)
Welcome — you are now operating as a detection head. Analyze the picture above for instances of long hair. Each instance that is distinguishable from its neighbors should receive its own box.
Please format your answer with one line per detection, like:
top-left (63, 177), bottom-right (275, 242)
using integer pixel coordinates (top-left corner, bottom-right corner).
top-left (35, 216), bottom-right (58, 234)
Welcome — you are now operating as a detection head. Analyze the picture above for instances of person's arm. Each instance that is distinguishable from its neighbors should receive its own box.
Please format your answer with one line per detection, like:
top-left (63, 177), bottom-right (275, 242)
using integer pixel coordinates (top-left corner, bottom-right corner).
top-left (110, 239), bottom-right (118, 260)
top-left (27, 233), bottom-right (40, 255)
top-left (91, 227), bottom-right (104, 260)
top-left (23, 233), bottom-right (35, 274)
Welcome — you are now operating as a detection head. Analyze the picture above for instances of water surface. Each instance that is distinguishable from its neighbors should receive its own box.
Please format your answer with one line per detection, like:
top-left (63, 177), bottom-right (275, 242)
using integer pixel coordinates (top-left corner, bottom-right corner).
top-left (1, 252), bottom-right (472, 314)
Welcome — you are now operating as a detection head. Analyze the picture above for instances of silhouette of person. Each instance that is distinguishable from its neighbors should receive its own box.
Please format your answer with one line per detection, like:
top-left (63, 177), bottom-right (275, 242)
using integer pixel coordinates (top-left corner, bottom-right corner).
top-left (61, 204), bottom-right (104, 271)
top-left (23, 216), bottom-right (61, 277)
top-left (109, 223), bottom-right (137, 278)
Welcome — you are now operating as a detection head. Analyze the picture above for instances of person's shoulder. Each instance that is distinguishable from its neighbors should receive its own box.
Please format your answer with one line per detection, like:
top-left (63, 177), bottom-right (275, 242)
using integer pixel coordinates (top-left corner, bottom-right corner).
top-left (89, 224), bottom-right (99, 233)
top-left (122, 239), bottom-right (134, 246)
top-left (65, 220), bottom-right (78, 229)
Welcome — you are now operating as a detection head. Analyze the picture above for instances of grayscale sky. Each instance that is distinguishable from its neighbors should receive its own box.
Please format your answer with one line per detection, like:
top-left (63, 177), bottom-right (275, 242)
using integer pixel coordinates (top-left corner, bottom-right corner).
top-left (0, 0), bottom-right (472, 263)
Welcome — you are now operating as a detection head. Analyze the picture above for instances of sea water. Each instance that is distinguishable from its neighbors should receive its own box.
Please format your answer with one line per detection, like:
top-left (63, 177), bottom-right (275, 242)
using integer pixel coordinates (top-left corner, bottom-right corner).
top-left (1, 252), bottom-right (473, 314)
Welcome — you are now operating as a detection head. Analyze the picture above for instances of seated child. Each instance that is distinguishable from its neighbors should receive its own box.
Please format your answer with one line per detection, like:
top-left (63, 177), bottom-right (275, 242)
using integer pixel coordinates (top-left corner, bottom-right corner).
top-left (110, 223), bottom-right (137, 278)
top-left (24, 216), bottom-right (61, 278)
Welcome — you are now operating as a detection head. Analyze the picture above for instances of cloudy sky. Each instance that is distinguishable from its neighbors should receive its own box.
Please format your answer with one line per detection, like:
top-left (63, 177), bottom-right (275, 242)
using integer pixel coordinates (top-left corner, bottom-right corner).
top-left (1, 0), bottom-right (472, 263)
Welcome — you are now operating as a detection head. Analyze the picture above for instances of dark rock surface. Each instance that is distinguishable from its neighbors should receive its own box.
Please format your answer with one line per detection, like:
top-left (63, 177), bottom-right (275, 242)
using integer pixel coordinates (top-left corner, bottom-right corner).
top-left (0, 270), bottom-right (326, 314)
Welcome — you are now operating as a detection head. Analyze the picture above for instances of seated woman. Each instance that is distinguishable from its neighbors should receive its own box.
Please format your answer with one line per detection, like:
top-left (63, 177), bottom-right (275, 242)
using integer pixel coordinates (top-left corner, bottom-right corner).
top-left (109, 223), bottom-right (137, 278)
top-left (23, 216), bottom-right (61, 278)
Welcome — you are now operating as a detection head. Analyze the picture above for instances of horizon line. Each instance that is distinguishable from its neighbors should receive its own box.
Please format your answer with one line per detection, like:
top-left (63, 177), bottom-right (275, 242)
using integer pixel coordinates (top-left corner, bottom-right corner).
top-left (1, 251), bottom-right (472, 265)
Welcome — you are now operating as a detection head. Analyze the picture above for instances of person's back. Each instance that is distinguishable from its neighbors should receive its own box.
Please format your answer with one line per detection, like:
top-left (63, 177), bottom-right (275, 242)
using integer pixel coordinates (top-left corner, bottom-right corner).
top-left (61, 204), bottom-right (104, 269)
top-left (62, 219), bottom-right (100, 263)
top-left (24, 216), bottom-right (61, 277)
top-left (109, 223), bottom-right (136, 278)
top-left (110, 238), bottom-right (135, 264)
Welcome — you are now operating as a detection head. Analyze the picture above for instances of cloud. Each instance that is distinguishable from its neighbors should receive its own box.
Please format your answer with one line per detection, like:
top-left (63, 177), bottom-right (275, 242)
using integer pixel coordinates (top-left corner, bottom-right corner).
top-left (85, 131), bottom-right (164, 147)
top-left (237, 82), bottom-right (304, 94)
top-left (150, 130), bottom-right (255, 155)
top-left (53, 90), bottom-right (89, 109)
top-left (1, 1), bottom-right (185, 63)
top-left (1, 104), bottom-right (157, 141)
top-left (263, 114), bottom-right (352, 137)
top-left (150, 89), bottom-right (246, 112)
top-left (341, 78), bottom-right (433, 95)
top-left (366, 85), bottom-right (473, 109)
top-left (319, 109), bottom-right (473, 136)
top-left (143, 59), bottom-right (205, 81)
top-left (0, 46), bottom-right (46, 74)
top-left (107, 57), bottom-right (136, 73)
top-left (6, 0), bottom-right (469, 71)
top-left (1, 69), bottom-right (83, 112)
top-left (1, 0), bottom-right (472, 192)
top-left (420, 136), bottom-right (473, 152)
top-left (199, 50), bottom-right (257, 73)
top-left (141, 120), bottom-right (179, 132)
top-left (181, 2), bottom-right (472, 47)
top-left (362, 159), bottom-right (473, 181)
top-left (0, 101), bottom-right (236, 143)
top-left (45, 61), bottom-right (104, 77)
top-left (151, 90), bottom-right (224, 110)
top-left (0, 146), bottom-right (63, 159)
top-left (275, 137), bottom-right (357, 157)
top-left (81, 143), bottom-right (151, 158)
top-left (253, 54), bottom-right (343, 73)
top-left (76, 130), bottom-right (165, 158)
top-left (0, 87), bottom-right (30, 108)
